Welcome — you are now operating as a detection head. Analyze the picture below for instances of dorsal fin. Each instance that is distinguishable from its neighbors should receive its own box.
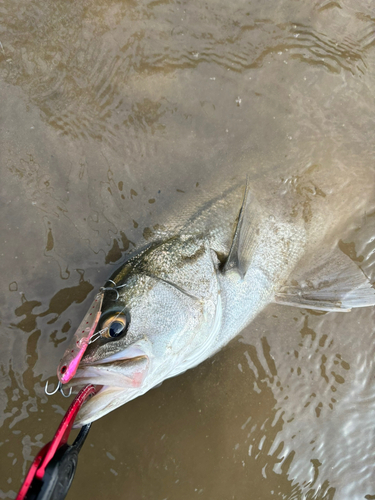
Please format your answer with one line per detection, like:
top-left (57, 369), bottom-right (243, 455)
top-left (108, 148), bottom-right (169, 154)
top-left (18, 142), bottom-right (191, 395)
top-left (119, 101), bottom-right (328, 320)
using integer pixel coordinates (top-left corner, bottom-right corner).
top-left (223, 180), bottom-right (262, 278)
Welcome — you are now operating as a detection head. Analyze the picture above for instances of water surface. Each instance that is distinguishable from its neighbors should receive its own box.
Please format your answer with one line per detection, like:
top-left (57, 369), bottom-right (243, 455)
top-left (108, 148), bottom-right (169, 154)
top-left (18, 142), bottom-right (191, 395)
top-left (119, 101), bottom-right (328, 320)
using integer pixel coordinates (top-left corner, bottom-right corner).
top-left (1, 0), bottom-right (375, 498)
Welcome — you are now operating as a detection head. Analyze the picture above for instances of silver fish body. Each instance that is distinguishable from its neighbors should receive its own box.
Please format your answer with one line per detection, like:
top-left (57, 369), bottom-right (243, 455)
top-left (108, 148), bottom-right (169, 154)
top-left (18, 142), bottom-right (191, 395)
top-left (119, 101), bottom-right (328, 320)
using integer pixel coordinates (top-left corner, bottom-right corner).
top-left (65, 167), bottom-right (375, 426)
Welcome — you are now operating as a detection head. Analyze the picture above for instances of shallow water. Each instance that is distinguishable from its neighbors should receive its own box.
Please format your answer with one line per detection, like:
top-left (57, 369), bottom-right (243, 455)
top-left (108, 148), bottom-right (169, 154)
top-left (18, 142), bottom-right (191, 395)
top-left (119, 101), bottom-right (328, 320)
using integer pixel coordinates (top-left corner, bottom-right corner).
top-left (1, 0), bottom-right (375, 498)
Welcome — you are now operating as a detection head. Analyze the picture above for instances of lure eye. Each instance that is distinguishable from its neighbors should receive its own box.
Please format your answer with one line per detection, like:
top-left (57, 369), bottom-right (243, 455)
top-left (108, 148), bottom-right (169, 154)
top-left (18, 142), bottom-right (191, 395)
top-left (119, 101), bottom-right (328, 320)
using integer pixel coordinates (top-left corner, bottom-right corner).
top-left (101, 315), bottom-right (128, 339)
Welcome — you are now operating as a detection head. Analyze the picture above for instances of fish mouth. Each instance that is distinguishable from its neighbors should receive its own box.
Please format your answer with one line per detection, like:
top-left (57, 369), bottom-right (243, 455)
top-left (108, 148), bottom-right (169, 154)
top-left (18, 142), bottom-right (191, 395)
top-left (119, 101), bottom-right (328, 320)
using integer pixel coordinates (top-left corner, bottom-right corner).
top-left (69, 355), bottom-right (149, 389)
top-left (69, 348), bottom-right (151, 427)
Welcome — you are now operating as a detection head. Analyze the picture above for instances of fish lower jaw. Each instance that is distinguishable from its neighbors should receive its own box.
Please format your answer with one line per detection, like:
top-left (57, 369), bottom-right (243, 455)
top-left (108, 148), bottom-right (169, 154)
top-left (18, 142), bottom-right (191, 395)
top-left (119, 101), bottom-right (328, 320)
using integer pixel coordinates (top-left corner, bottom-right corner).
top-left (72, 385), bottom-right (121, 427)
top-left (72, 364), bottom-right (169, 427)
top-left (73, 382), bottom-right (154, 428)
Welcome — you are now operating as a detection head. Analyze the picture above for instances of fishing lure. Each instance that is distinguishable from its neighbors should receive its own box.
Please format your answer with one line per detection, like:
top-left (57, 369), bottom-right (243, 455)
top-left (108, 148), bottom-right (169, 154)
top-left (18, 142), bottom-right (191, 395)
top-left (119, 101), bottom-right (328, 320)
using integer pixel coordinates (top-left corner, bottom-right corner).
top-left (57, 292), bottom-right (104, 384)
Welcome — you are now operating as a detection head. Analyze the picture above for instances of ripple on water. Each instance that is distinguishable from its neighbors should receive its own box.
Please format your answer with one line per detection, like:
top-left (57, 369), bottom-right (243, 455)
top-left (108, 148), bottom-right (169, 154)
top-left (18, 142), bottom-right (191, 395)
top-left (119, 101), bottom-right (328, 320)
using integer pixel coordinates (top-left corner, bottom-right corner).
top-left (0, 0), bottom-right (375, 498)
top-left (240, 208), bottom-right (375, 497)
top-left (1, 0), bottom-right (375, 152)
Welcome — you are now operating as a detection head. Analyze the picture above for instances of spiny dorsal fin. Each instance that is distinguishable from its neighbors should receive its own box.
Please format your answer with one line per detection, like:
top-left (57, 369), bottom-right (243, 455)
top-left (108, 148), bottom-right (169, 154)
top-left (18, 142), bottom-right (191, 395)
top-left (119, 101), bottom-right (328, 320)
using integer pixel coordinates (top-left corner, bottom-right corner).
top-left (224, 180), bottom-right (262, 278)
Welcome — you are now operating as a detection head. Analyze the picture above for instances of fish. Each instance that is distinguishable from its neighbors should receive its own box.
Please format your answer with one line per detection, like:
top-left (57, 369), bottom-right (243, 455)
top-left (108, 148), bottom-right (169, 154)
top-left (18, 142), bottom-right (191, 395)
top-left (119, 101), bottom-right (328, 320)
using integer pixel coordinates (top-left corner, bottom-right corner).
top-left (56, 165), bottom-right (375, 426)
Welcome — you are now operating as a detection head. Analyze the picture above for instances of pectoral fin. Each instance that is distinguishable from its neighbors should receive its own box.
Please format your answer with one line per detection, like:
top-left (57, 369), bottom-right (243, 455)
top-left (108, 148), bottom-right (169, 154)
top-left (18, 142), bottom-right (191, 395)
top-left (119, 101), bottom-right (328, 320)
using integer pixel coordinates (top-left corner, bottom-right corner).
top-left (274, 247), bottom-right (375, 312)
top-left (224, 181), bottom-right (262, 278)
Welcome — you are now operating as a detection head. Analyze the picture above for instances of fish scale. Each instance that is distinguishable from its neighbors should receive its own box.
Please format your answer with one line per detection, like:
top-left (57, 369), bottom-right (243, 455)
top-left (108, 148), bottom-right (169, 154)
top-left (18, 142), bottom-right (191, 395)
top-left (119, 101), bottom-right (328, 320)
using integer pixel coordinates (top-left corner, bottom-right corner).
top-left (50, 174), bottom-right (375, 427)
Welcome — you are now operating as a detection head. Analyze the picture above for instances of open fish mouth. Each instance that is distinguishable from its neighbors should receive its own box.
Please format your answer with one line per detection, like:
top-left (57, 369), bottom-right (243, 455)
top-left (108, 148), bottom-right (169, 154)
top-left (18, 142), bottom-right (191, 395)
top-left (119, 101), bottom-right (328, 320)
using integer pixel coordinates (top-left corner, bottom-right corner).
top-left (68, 350), bottom-right (150, 426)
top-left (68, 355), bottom-right (150, 389)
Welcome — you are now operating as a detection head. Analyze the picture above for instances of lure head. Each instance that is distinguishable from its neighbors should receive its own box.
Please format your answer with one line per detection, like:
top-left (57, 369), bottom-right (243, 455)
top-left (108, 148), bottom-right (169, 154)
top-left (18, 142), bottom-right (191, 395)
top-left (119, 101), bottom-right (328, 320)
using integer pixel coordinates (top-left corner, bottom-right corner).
top-left (57, 293), bottom-right (103, 384)
top-left (67, 236), bottom-right (221, 426)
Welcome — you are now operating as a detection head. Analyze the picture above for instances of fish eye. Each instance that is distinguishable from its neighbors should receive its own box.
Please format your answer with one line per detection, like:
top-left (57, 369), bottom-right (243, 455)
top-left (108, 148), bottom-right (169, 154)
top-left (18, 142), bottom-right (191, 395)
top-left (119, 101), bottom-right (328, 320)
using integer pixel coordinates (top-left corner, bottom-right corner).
top-left (101, 314), bottom-right (129, 339)
top-left (109, 320), bottom-right (125, 337)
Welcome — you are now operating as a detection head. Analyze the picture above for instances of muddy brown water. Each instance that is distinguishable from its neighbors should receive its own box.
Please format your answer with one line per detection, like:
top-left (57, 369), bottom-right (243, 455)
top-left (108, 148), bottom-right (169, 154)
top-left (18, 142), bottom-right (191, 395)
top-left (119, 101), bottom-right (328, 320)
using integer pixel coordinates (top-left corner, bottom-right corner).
top-left (1, 0), bottom-right (375, 498)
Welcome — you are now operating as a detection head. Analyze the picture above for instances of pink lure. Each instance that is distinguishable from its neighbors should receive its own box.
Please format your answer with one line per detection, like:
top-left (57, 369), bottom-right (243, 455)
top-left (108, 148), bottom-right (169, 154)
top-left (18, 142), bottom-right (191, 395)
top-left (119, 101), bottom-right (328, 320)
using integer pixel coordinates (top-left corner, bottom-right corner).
top-left (57, 292), bottom-right (104, 384)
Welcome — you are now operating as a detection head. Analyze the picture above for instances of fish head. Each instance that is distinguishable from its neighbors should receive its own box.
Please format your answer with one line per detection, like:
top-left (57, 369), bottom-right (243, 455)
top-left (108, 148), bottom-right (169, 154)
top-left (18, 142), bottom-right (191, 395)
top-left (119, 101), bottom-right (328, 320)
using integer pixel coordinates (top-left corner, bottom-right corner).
top-left (72, 237), bottom-right (221, 426)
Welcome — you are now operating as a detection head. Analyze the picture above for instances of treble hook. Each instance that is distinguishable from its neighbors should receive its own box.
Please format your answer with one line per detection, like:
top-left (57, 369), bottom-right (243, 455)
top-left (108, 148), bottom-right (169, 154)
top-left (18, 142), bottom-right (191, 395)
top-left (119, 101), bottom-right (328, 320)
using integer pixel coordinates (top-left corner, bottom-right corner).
top-left (60, 385), bottom-right (73, 398)
top-left (100, 285), bottom-right (119, 300)
top-left (45, 380), bottom-right (73, 398)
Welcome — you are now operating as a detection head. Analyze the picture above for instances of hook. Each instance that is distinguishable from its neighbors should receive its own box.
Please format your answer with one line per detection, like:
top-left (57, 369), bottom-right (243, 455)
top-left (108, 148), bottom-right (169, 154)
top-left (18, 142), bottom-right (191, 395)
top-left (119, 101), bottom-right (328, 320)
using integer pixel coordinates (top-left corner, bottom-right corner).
top-left (60, 385), bottom-right (73, 398)
top-left (101, 278), bottom-right (128, 298)
top-left (45, 380), bottom-right (73, 398)
top-left (100, 286), bottom-right (119, 300)
top-left (45, 379), bottom-right (60, 396)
